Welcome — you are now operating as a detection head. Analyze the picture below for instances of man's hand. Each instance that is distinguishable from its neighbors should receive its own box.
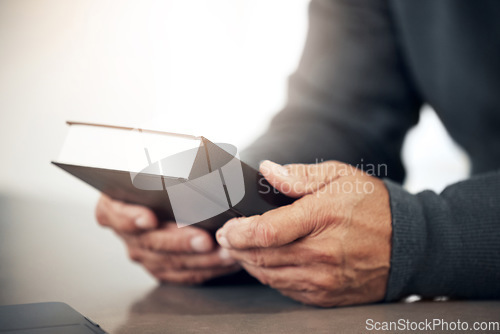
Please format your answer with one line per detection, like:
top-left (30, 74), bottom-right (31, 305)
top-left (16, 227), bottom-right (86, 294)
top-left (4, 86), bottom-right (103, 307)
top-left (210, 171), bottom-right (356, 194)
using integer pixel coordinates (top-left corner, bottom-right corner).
top-left (95, 195), bottom-right (241, 284)
top-left (216, 160), bottom-right (391, 307)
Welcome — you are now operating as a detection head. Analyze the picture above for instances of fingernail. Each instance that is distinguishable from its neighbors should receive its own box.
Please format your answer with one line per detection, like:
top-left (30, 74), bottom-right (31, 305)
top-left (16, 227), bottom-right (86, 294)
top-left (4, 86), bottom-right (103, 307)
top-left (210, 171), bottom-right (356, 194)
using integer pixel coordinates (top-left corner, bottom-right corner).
top-left (263, 160), bottom-right (289, 177)
top-left (135, 216), bottom-right (154, 229)
top-left (190, 235), bottom-right (212, 253)
top-left (219, 248), bottom-right (234, 261)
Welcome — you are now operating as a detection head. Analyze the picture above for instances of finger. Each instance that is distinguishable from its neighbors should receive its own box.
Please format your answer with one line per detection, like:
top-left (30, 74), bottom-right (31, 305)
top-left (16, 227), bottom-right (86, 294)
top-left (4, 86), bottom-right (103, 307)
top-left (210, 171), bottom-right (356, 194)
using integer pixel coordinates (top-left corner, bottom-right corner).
top-left (95, 194), bottom-right (157, 233)
top-left (226, 246), bottom-right (300, 267)
top-left (155, 265), bottom-right (242, 285)
top-left (225, 241), bottom-right (342, 268)
top-left (259, 160), bottom-right (344, 198)
top-left (127, 246), bottom-right (238, 270)
top-left (216, 196), bottom-right (316, 249)
top-left (241, 263), bottom-right (336, 293)
top-left (138, 223), bottom-right (215, 253)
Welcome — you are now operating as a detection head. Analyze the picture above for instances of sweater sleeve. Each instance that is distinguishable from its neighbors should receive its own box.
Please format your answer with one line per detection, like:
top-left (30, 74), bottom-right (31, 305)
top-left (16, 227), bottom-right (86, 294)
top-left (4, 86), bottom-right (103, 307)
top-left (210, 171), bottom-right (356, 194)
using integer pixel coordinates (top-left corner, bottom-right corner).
top-left (384, 172), bottom-right (500, 301)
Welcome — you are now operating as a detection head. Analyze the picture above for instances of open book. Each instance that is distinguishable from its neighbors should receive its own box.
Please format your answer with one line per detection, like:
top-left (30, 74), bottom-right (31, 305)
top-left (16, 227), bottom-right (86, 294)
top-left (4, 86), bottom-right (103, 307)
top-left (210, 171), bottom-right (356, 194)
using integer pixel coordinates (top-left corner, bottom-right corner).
top-left (52, 122), bottom-right (294, 231)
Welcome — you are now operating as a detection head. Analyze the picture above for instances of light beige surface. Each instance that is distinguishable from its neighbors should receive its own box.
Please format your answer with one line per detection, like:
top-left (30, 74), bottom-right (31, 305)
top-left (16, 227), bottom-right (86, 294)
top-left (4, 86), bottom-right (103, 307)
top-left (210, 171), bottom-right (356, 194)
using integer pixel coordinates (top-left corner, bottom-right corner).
top-left (1, 195), bottom-right (498, 333)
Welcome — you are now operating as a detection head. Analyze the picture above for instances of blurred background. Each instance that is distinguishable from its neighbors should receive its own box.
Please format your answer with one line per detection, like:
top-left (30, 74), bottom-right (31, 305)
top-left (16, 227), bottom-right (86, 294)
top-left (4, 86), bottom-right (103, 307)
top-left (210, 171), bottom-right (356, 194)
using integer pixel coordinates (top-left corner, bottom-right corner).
top-left (0, 2), bottom-right (473, 328)
top-left (0, 0), bottom-right (470, 207)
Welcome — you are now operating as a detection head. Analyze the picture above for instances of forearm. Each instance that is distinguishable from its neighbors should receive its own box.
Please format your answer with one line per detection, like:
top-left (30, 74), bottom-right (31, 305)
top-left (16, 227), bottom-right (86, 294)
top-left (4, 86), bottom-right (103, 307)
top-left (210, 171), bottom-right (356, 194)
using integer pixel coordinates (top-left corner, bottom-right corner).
top-left (385, 171), bottom-right (500, 301)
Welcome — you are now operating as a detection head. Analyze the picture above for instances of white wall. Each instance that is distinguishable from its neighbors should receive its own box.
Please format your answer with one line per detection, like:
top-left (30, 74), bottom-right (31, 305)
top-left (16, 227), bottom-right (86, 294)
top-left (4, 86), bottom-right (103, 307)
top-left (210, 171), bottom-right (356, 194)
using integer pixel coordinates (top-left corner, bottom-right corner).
top-left (0, 0), bottom-right (468, 206)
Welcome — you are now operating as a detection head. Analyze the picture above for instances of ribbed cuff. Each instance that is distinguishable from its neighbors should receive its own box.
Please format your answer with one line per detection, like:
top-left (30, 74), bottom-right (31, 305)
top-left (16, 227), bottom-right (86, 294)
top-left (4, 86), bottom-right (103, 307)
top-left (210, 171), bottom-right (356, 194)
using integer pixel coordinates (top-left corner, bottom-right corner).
top-left (383, 179), bottom-right (427, 301)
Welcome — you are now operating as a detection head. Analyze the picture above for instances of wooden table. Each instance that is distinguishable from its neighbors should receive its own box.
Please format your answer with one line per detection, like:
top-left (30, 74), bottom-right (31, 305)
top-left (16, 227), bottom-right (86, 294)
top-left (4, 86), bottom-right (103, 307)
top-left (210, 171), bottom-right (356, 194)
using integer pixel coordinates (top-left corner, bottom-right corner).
top-left (1, 194), bottom-right (499, 333)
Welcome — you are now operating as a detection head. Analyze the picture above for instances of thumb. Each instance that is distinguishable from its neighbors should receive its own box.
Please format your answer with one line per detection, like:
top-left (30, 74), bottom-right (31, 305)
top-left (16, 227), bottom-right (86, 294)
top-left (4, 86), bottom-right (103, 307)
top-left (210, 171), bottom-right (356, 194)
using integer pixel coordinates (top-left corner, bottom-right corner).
top-left (216, 196), bottom-right (316, 249)
top-left (259, 160), bottom-right (342, 198)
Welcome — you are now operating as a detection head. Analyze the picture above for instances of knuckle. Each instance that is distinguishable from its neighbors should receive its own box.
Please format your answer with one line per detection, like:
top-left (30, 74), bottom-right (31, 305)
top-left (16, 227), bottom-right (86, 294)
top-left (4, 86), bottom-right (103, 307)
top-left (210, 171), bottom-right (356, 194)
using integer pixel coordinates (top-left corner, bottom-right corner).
top-left (141, 234), bottom-right (165, 252)
top-left (312, 291), bottom-right (338, 308)
top-left (293, 293), bottom-right (312, 306)
top-left (95, 208), bottom-right (107, 226)
top-left (287, 202), bottom-right (310, 232)
top-left (246, 249), bottom-right (266, 267)
top-left (166, 256), bottom-right (184, 270)
top-left (112, 200), bottom-right (126, 212)
top-left (253, 220), bottom-right (276, 248)
top-left (158, 272), bottom-right (181, 284)
top-left (113, 220), bottom-right (131, 233)
top-left (312, 273), bottom-right (336, 291)
top-left (295, 198), bottom-right (321, 230)
top-left (306, 243), bottom-right (339, 264)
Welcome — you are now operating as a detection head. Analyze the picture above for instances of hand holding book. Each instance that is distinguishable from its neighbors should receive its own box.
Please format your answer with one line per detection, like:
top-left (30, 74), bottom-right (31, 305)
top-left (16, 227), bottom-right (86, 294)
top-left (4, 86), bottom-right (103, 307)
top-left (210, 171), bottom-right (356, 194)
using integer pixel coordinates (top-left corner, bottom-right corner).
top-left (53, 122), bottom-right (295, 232)
top-left (95, 194), bottom-right (242, 283)
top-left (53, 121), bottom-right (294, 284)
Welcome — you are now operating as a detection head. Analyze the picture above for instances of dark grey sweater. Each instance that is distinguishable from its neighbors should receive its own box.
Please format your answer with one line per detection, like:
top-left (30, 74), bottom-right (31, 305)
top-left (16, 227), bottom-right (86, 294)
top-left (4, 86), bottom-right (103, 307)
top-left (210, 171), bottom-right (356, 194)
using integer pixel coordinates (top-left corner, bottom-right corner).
top-left (241, 0), bottom-right (500, 301)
